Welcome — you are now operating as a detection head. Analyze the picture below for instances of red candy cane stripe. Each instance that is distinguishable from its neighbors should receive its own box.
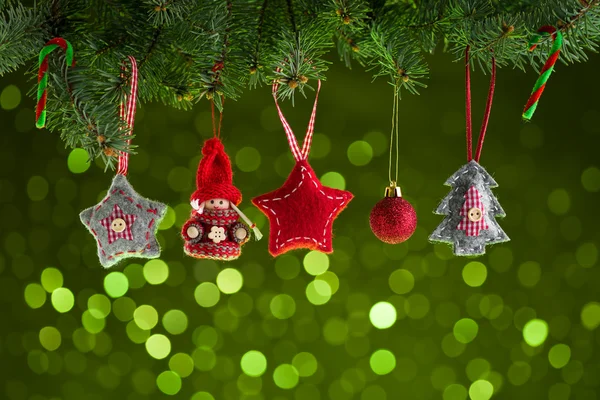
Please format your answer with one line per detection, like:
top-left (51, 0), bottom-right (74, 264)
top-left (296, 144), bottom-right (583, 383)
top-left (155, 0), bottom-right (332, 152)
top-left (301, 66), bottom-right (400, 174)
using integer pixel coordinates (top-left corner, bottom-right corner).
top-left (117, 56), bottom-right (138, 176)
top-left (36, 38), bottom-right (75, 129)
top-left (522, 25), bottom-right (563, 121)
top-left (272, 76), bottom-right (322, 161)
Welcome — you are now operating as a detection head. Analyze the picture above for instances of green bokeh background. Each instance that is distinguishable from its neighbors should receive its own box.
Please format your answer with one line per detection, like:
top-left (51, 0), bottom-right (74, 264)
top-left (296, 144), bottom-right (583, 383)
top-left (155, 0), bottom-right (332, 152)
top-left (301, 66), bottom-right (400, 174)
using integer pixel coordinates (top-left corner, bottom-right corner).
top-left (1, 49), bottom-right (600, 400)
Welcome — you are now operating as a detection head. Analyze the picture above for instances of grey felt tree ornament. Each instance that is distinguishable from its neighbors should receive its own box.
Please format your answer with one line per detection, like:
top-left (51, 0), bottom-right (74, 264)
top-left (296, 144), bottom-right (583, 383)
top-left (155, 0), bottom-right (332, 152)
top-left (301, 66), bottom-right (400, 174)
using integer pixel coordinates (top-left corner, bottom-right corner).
top-left (80, 174), bottom-right (167, 268)
top-left (429, 160), bottom-right (509, 256)
top-left (430, 48), bottom-right (509, 256)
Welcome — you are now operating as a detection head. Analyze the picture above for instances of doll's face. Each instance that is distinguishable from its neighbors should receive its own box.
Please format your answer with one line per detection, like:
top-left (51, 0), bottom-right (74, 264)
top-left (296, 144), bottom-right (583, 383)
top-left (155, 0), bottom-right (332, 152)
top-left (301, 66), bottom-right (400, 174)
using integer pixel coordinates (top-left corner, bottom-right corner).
top-left (204, 198), bottom-right (230, 210)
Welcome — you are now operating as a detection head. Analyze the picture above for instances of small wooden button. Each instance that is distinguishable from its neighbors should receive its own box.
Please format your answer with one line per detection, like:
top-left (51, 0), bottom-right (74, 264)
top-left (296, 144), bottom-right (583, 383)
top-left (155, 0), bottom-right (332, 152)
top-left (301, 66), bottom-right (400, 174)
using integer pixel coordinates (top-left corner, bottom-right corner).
top-left (187, 226), bottom-right (199, 239)
top-left (467, 207), bottom-right (483, 222)
top-left (111, 218), bottom-right (126, 232)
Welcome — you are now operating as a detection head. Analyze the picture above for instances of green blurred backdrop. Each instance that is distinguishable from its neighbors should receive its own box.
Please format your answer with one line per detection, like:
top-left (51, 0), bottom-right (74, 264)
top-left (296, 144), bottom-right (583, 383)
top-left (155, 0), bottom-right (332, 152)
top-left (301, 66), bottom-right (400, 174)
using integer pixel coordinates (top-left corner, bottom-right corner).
top-left (1, 49), bottom-right (600, 400)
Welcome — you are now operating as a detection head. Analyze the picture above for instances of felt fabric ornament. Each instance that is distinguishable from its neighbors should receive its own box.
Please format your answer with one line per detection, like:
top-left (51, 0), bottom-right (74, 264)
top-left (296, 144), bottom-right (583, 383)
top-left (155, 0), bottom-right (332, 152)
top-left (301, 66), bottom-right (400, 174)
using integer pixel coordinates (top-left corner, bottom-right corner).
top-left (369, 87), bottom-right (417, 244)
top-left (252, 80), bottom-right (353, 256)
top-left (80, 57), bottom-right (167, 268)
top-left (181, 103), bottom-right (261, 261)
top-left (429, 48), bottom-right (509, 256)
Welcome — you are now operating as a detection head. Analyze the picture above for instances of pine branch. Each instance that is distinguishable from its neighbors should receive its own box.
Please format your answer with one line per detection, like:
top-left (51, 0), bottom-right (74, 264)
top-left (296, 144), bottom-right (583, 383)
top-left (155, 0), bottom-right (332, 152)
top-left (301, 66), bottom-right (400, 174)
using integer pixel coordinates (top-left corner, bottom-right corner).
top-left (3, 0), bottom-right (600, 170)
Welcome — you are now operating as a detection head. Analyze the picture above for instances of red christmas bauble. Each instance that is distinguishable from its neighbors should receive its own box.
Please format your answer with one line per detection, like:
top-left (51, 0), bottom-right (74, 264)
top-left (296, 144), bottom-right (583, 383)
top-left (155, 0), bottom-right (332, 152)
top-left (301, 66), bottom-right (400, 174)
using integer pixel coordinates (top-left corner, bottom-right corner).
top-left (369, 196), bottom-right (417, 244)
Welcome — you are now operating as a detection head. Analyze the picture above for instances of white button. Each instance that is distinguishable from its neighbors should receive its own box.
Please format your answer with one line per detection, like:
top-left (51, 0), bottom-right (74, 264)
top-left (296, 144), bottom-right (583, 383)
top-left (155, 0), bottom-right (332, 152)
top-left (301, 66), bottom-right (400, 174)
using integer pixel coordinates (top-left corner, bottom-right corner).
top-left (187, 226), bottom-right (199, 239)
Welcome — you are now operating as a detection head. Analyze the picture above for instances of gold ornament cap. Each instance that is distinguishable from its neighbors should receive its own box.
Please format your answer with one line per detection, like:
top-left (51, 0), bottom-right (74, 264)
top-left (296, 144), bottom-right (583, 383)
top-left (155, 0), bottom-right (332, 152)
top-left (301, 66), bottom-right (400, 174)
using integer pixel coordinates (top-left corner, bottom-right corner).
top-left (384, 181), bottom-right (402, 198)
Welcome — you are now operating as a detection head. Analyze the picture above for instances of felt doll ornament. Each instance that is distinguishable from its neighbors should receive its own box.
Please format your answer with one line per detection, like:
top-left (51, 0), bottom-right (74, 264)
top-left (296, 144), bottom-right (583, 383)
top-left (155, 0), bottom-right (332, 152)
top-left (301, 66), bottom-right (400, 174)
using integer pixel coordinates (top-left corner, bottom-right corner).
top-left (182, 105), bottom-right (261, 261)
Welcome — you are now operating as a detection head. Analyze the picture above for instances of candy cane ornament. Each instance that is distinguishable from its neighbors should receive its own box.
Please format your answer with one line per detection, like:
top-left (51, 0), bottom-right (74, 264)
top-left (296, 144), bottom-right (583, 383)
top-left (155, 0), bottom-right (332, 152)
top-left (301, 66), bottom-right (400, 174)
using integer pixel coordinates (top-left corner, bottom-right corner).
top-left (36, 38), bottom-right (76, 129)
top-left (522, 25), bottom-right (563, 121)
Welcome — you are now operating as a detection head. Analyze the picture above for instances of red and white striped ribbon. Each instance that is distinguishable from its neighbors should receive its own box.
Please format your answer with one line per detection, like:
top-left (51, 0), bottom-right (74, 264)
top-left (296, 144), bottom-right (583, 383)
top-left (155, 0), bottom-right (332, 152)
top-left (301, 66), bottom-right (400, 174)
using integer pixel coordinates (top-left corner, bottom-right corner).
top-left (117, 56), bottom-right (138, 176)
top-left (272, 78), bottom-right (322, 161)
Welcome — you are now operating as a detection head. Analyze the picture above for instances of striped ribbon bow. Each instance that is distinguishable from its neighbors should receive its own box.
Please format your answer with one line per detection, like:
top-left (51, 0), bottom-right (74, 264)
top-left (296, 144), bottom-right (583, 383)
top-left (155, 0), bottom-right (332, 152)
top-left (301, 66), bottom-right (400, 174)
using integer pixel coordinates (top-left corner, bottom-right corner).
top-left (457, 186), bottom-right (488, 237)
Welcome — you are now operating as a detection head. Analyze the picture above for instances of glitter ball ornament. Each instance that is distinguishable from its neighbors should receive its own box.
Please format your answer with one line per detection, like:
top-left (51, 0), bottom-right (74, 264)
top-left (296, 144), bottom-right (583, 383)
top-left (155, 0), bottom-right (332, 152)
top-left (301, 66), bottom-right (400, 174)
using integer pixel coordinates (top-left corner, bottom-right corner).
top-left (369, 182), bottom-right (417, 244)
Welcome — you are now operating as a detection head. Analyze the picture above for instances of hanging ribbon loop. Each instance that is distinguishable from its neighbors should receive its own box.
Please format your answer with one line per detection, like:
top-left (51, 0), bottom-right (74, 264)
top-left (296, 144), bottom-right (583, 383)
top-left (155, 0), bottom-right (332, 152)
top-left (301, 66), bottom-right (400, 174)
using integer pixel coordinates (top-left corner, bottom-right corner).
top-left (465, 46), bottom-right (496, 163)
top-left (117, 56), bottom-right (138, 176)
top-left (272, 78), bottom-right (322, 162)
top-left (36, 38), bottom-right (76, 129)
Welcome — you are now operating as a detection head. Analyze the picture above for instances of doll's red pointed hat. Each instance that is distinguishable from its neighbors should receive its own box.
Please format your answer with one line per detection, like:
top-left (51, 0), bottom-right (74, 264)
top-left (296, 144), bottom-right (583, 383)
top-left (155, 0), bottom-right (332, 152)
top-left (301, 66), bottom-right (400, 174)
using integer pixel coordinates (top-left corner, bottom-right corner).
top-left (191, 137), bottom-right (242, 205)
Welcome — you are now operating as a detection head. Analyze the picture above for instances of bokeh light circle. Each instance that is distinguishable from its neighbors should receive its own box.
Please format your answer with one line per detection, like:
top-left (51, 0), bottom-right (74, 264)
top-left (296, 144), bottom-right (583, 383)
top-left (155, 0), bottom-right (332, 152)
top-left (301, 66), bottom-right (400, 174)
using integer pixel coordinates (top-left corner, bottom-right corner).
top-left (113, 297), bottom-right (136, 321)
top-left (134, 305), bottom-right (159, 330)
top-left (88, 294), bottom-right (111, 318)
top-left (191, 392), bottom-right (215, 400)
top-left (67, 148), bottom-right (91, 174)
top-left (270, 294), bottom-right (296, 319)
top-left (146, 334), bottom-right (171, 359)
top-left (548, 344), bottom-right (571, 369)
top-left (82, 310), bottom-right (106, 333)
top-left (369, 302), bottom-right (397, 329)
top-left (195, 282), bottom-right (221, 307)
top-left (453, 318), bottom-right (479, 344)
top-left (51, 287), bottom-right (74, 313)
top-left (443, 384), bottom-right (468, 400)
top-left (156, 371), bottom-right (181, 395)
top-left (273, 364), bottom-right (299, 389)
top-left (143, 259), bottom-right (169, 285)
top-left (547, 189), bottom-right (571, 215)
top-left (389, 269), bottom-right (414, 294)
top-left (104, 272), bottom-right (129, 298)
top-left (462, 262), bottom-right (487, 287)
top-left (235, 147), bottom-right (261, 172)
top-left (169, 353), bottom-right (194, 378)
top-left (347, 141), bottom-right (373, 166)
top-left (507, 361), bottom-right (531, 386)
top-left (39, 326), bottom-right (61, 351)
top-left (292, 352), bottom-right (318, 377)
top-left (216, 268), bottom-right (243, 294)
top-left (162, 309), bottom-right (188, 335)
top-left (27, 176), bottom-right (49, 201)
top-left (321, 171), bottom-right (346, 190)
top-left (274, 255), bottom-right (301, 280)
top-left (369, 349), bottom-right (396, 375)
top-left (468, 380), bottom-right (493, 400)
top-left (522, 319), bottom-right (549, 347)
top-left (306, 280), bottom-right (332, 305)
top-left (25, 283), bottom-right (47, 309)
top-left (303, 251), bottom-right (330, 276)
top-left (240, 350), bottom-right (267, 377)
top-left (581, 302), bottom-right (600, 330)
top-left (581, 166), bottom-right (600, 192)
top-left (41, 267), bottom-right (63, 292)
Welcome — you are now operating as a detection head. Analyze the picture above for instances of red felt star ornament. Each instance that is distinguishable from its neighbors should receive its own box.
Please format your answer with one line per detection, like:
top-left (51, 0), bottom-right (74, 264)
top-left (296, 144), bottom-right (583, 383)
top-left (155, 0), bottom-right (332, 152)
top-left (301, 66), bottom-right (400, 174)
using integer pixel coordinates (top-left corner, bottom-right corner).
top-left (253, 160), bottom-right (352, 256)
top-left (255, 78), bottom-right (353, 256)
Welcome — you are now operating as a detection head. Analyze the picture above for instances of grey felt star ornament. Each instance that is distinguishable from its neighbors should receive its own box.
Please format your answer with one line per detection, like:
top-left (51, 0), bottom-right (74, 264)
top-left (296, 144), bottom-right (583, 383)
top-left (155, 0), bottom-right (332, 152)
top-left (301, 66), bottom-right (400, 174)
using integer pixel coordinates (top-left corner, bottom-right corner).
top-left (80, 174), bottom-right (167, 268)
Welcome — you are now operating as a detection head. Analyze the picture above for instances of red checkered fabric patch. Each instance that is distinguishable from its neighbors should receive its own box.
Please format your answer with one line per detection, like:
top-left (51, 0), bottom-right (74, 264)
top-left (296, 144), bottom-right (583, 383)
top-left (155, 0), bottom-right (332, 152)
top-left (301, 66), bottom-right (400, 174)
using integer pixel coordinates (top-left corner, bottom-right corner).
top-left (100, 204), bottom-right (137, 244)
top-left (457, 186), bottom-right (488, 237)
